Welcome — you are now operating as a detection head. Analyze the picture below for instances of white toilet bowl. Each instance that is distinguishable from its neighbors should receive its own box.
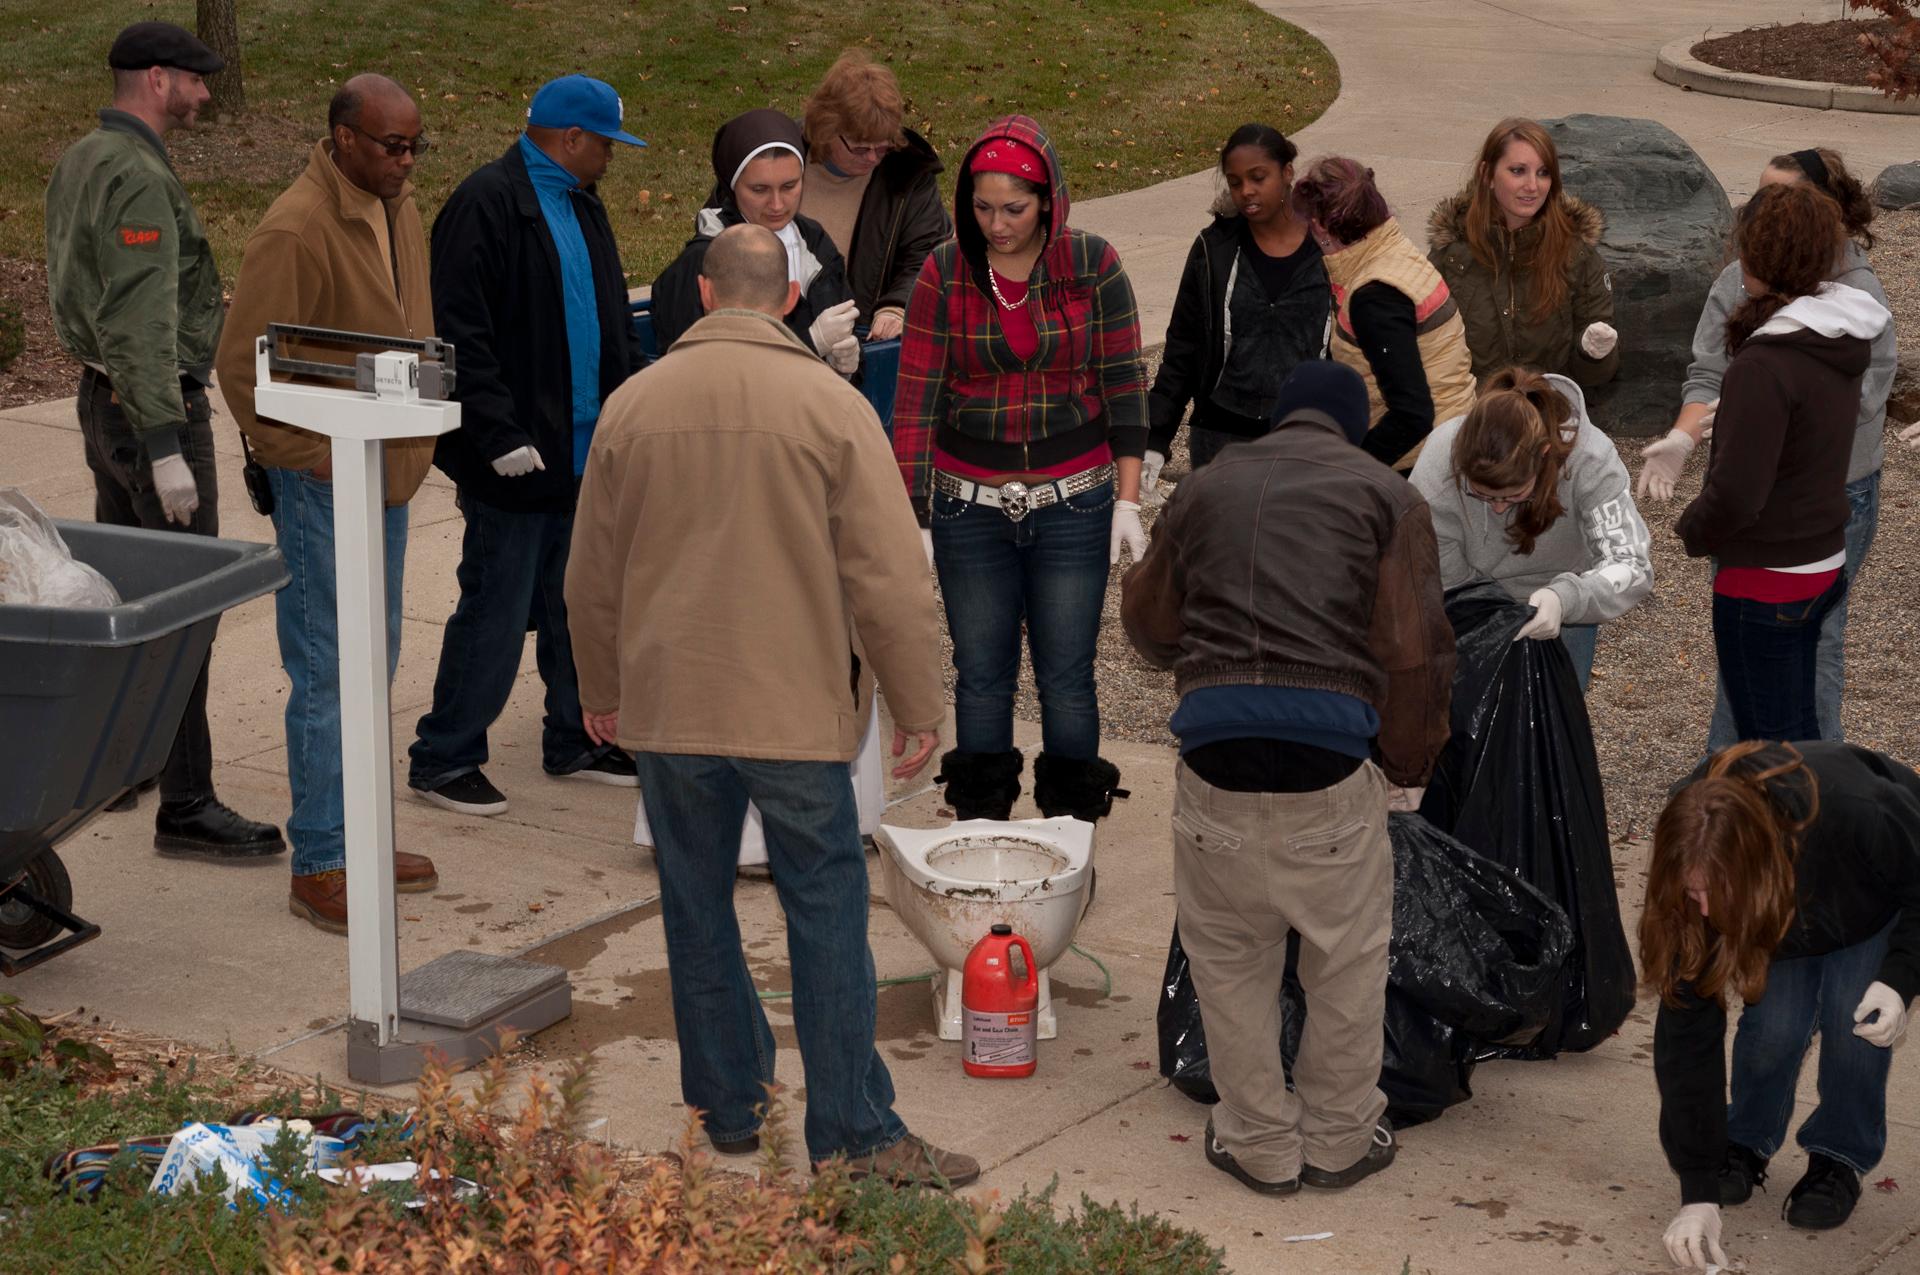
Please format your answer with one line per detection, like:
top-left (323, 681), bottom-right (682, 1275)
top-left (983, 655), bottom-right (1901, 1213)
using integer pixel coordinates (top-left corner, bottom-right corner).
top-left (875, 817), bottom-right (1095, 1041)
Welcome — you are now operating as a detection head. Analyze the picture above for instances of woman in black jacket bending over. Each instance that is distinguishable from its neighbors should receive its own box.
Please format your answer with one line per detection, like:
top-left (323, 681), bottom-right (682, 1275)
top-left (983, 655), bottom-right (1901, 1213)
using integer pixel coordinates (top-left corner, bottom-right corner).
top-left (1142, 123), bottom-right (1329, 493)
top-left (1643, 742), bottom-right (1920, 1268)
top-left (651, 109), bottom-right (860, 371)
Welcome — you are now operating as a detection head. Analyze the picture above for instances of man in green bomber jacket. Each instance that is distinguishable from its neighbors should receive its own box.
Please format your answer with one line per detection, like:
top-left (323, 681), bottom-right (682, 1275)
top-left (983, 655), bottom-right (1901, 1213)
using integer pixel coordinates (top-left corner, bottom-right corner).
top-left (42, 21), bottom-right (282, 861)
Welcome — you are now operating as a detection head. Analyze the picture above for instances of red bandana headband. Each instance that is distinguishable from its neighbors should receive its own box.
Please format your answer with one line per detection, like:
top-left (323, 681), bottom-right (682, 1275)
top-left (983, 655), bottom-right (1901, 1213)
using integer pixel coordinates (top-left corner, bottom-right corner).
top-left (971, 137), bottom-right (1046, 182)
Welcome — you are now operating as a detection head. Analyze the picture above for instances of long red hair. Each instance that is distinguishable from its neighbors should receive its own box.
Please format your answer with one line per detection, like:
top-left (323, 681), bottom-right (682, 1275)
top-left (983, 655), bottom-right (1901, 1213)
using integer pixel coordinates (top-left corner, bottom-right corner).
top-left (1639, 743), bottom-right (1818, 1008)
top-left (1460, 119), bottom-right (1579, 325)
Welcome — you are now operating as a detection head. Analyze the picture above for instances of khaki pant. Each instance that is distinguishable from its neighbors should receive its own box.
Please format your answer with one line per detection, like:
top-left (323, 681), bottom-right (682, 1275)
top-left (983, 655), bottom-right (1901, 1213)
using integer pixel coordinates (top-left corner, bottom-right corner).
top-left (1173, 759), bottom-right (1392, 1182)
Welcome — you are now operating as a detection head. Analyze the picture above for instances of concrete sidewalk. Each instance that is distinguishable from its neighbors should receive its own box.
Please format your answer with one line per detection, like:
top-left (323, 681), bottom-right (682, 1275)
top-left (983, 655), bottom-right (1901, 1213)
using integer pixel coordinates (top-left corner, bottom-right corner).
top-left (7, 3), bottom-right (1920, 1268)
top-left (1082, 0), bottom-right (1920, 345)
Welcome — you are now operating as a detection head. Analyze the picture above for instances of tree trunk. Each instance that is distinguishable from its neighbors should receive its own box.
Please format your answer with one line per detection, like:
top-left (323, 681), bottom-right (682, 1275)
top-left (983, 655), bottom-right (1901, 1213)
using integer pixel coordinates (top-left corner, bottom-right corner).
top-left (196, 0), bottom-right (245, 117)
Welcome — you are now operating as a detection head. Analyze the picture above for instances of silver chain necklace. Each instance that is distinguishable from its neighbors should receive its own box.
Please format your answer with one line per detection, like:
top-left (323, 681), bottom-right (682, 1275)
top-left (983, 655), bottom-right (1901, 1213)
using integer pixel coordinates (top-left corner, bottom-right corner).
top-left (987, 263), bottom-right (1028, 311)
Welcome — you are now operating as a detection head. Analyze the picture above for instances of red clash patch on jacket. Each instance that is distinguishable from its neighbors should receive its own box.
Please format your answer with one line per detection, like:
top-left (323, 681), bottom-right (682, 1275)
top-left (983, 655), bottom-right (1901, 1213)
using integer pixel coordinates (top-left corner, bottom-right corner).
top-left (117, 225), bottom-right (163, 249)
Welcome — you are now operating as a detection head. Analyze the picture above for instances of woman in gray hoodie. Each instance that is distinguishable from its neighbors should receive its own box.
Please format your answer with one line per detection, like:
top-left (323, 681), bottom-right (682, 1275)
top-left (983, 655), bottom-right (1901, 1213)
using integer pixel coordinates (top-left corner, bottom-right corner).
top-left (1411, 368), bottom-right (1652, 689)
top-left (1637, 149), bottom-right (1899, 748)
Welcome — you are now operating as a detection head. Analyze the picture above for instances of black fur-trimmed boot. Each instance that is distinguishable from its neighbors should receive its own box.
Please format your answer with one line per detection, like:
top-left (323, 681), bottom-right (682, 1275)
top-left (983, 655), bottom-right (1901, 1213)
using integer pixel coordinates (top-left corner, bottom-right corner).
top-left (934, 749), bottom-right (1024, 821)
top-left (1033, 753), bottom-right (1129, 822)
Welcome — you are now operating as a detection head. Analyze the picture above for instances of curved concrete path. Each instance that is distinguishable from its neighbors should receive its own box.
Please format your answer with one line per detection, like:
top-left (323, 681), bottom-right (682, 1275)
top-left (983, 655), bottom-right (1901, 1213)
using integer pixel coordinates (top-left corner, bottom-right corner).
top-left (1079, 0), bottom-right (1919, 343)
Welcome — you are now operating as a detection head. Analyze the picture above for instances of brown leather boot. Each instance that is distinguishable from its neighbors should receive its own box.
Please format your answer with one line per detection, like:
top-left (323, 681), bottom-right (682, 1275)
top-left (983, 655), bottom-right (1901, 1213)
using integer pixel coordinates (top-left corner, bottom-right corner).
top-left (395, 851), bottom-right (439, 893)
top-left (824, 1134), bottom-right (981, 1188)
top-left (289, 870), bottom-right (348, 933)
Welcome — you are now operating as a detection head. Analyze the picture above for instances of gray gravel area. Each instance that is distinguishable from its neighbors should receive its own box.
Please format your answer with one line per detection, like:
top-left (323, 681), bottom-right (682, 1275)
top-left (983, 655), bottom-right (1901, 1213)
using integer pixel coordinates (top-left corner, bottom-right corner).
top-left (952, 210), bottom-right (1920, 839)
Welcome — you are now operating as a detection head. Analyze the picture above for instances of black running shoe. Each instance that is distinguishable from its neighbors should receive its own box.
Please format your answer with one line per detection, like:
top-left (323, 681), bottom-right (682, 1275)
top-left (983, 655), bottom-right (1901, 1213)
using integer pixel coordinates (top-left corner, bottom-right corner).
top-left (411, 770), bottom-right (509, 816)
top-left (1719, 1142), bottom-right (1769, 1206)
top-left (1203, 1120), bottom-right (1300, 1196)
top-left (548, 752), bottom-right (639, 787)
top-left (1783, 1153), bottom-right (1860, 1230)
top-left (1301, 1118), bottom-right (1396, 1190)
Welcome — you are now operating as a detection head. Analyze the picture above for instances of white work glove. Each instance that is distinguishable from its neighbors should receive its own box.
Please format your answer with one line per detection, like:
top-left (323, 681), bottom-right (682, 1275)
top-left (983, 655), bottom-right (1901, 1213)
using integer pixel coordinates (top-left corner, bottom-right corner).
top-left (1636, 428), bottom-right (1697, 503)
top-left (1662, 1203), bottom-right (1727, 1270)
top-left (1140, 450), bottom-right (1166, 498)
top-left (1110, 498), bottom-right (1145, 565)
top-left (1578, 321), bottom-right (1617, 360)
top-left (920, 528), bottom-right (935, 569)
top-left (1852, 981), bottom-right (1909, 1048)
top-left (1514, 587), bottom-right (1563, 642)
top-left (808, 299), bottom-right (858, 358)
top-left (1386, 785), bottom-right (1424, 813)
top-left (150, 452), bottom-right (200, 526)
top-left (826, 334), bottom-right (861, 375)
top-left (1899, 420), bottom-right (1920, 450)
top-left (491, 445), bottom-right (546, 478)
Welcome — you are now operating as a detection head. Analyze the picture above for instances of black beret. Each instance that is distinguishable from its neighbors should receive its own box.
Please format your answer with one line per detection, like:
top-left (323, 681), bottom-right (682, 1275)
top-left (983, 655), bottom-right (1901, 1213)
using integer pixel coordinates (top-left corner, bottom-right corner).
top-left (107, 22), bottom-right (224, 75)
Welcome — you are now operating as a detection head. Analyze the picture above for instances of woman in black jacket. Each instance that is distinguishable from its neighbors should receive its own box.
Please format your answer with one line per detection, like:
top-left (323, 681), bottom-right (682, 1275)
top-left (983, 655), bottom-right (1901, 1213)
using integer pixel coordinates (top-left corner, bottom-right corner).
top-left (1642, 741), bottom-right (1920, 1267)
top-left (650, 109), bottom-right (859, 367)
top-left (799, 49), bottom-right (949, 341)
top-left (1143, 123), bottom-right (1328, 493)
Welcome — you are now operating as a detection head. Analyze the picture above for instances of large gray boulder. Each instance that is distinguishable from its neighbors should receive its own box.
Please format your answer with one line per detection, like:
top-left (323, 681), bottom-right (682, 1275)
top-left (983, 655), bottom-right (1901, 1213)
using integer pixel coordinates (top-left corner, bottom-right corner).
top-left (1540, 115), bottom-right (1733, 437)
top-left (1872, 160), bottom-right (1920, 211)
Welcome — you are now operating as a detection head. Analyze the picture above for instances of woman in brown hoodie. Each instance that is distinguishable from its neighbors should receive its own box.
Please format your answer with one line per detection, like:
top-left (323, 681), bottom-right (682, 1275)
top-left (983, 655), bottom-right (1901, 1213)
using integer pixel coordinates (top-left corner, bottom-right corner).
top-left (1427, 118), bottom-right (1617, 387)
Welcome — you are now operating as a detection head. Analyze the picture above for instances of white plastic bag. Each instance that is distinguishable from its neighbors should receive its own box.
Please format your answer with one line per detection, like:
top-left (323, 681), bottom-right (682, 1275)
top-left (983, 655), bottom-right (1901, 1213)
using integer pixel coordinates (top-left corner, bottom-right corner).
top-left (634, 699), bottom-right (886, 867)
top-left (0, 488), bottom-right (120, 608)
top-left (148, 1120), bottom-right (345, 1209)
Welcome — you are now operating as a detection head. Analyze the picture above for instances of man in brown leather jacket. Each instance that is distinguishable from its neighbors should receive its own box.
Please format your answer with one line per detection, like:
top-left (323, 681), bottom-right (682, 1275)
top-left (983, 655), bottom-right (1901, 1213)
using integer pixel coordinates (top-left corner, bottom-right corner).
top-left (1121, 359), bottom-right (1453, 1199)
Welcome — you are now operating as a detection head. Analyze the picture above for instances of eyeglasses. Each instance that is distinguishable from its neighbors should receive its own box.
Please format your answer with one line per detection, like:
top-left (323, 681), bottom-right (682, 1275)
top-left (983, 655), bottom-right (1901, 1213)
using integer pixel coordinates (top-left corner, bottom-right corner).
top-left (1465, 484), bottom-right (1532, 509)
top-left (839, 135), bottom-right (895, 159)
top-left (349, 125), bottom-right (431, 158)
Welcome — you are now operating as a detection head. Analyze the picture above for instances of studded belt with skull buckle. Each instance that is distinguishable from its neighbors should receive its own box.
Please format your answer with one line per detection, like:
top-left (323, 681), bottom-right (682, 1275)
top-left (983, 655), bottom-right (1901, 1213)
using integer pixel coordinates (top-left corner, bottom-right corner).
top-left (932, 462), bottom-right (1117, 523)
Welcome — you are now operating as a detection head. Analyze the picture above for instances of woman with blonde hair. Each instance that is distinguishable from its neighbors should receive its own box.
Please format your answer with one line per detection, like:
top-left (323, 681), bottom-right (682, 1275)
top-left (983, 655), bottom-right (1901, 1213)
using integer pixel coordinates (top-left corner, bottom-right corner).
top-left (1409, 367), bottom-right (1650, 689)
top-left (1641, 741), bottom-right (1920, 1267)
top-left (799, 49), bottom-right (948, 341)
top-left (1427, 118), bottom-right (1618, 385)
top-left (1289, 156), bottom-right (1475, 470)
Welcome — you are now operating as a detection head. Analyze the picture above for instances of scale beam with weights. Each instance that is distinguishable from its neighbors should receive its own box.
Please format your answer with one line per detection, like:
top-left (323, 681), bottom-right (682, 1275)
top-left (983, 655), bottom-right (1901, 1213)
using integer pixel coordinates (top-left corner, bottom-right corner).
top-left (254, 324), bottom-right (570, 1085)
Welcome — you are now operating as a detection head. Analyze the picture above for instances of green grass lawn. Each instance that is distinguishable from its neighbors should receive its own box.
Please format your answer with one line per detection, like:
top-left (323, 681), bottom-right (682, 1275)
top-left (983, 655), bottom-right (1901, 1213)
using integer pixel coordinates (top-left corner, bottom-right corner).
top-left (0, 0), bottom-right (1337, 282)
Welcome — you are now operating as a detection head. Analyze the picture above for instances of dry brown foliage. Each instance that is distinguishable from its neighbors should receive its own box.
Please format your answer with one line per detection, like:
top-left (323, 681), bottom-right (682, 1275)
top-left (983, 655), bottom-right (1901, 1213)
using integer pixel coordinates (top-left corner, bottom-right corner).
top-left (1851, 0), bottom-right (1920, 98)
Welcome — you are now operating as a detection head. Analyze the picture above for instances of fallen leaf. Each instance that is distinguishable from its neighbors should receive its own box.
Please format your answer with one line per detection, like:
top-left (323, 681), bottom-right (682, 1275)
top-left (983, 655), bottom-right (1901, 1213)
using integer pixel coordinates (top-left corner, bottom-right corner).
top-left (404, 915), bottom-right (422, 922)
top-left (528, 902), bottom-right (545, 913)
top-left (1168, 1133), bottom-right (1190, 1142)
top-left (1875, 1176), bottom-right (1900, 1192)
top-left (1130, 1060), bottom-right (1152, 1070)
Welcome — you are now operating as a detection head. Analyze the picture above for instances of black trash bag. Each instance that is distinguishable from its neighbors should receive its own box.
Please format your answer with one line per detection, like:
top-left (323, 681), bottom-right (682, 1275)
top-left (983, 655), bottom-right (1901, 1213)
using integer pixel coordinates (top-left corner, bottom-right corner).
top-left (1156, 812), bottom-right (1574, 1125)
top-left (1418, 580), bottom-right (1634, 1057)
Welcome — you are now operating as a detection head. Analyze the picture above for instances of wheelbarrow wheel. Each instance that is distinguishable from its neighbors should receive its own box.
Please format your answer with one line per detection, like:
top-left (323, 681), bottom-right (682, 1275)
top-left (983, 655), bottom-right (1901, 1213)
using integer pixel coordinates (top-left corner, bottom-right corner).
top-left (0, 850), bottom-right (73, 951)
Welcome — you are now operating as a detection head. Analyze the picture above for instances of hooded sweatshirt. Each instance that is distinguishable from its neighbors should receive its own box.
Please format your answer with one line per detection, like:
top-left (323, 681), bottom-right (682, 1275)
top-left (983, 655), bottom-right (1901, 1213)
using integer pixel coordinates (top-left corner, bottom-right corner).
top-left (1683, 244), bottom-right (1898, 485)
top-left (890, 115), bottom-right (1149, 519)
top-left (1410, 373), bottom-right (1652, 625)
top-left (1676, 282), bottom-right (1891, 568)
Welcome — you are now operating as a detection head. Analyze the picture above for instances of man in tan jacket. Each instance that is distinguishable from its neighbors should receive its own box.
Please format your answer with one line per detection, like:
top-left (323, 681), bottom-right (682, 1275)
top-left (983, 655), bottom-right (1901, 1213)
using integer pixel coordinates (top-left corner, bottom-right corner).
top-left (213, 74), bottom-right (439, 934)
top-left (566, 224), bottom-right (975, 1188)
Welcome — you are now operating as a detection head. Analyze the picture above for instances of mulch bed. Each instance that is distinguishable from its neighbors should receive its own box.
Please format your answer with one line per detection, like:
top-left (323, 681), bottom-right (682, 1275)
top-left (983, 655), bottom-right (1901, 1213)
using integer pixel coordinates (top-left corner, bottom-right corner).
top-left (0, 257), bottom-right (80, 410)
top-left (1692, 17), bottom-right (1898, 86)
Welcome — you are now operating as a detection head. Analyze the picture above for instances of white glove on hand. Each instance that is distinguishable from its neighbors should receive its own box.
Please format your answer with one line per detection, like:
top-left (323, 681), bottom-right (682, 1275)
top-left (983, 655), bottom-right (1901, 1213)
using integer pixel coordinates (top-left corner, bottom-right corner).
top-left (1513, 587), bottom-right (1564, 642)
top-left (1636, 428), bottom-right (1697, 503)
top-left (826, 334), bottom-right (861, 375)
top-left (1899, 420), bottom-right (1920, 450)
top-left (808, 299), bottom-right (859, 357)
top-left (920, 528), bottom-right (935, 570)
top-left (1386, 785), bottom-right (1424, 813)
top-left (150, 453), bottom-right (200, 526)
top-left (1663, 1203), bottom-right (1727, 1270)
top-left (1140, 450), bottom-right (1166, 498)
top-left (1109, 498), bottom-right (1146, 566)
top-left (1578, 321), bottom-right (1617, 360)
top-left (1852, 981), bottom-right (1909, 1048)
top-left (491, 445), bottom-right (546, 478)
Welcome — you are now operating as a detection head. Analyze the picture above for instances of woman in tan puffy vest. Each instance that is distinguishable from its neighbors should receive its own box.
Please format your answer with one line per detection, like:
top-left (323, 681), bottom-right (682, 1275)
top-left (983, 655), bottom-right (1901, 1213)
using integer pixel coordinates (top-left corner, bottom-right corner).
top-left (1290, 156), bottom-right (1475, 471)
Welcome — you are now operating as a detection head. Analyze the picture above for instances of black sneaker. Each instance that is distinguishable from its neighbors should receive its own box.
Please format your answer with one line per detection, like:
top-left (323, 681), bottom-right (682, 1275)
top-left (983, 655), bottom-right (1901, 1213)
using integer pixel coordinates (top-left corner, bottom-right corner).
top-left (411, 770), bottom-right (508, 816)
top-left (710, 1132), bottom-right (760, 1156)
top-left (1719, 1142), bottom-right (1769, 1206)
top-left (1204, 1120), bottom-right (1300, 1196)
top-left (548, 752), bottom-right (639, 788)
top-left (1300, 1118), bottom-right (1396, 1190)
top-left (154, 797), bottom-right (286, 860)
top-left (1783, 1153), bottom-right (1861, 1230)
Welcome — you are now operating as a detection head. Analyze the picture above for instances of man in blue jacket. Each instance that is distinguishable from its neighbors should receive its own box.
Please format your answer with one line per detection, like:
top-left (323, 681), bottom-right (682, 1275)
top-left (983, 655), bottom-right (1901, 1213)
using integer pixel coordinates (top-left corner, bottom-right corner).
top-left (408, 75), bottom-right (648, 815)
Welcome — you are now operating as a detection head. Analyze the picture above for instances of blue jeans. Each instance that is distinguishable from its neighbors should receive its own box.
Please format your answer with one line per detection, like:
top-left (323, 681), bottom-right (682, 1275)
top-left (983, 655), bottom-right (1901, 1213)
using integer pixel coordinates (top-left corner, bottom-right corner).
top-left (1727, 923), bottom-right (1893, 1174)
top-left (266, 467), bottom-right (408, 877)
top-left (632, 751), bottom-right (908, 1163)
top-left (1559, 623), bottom-right (1597, 692)
top-left (408, 490), bottom-right (603, 788)
top-left (1711, 575), bottom-right (1846, 743)
top-left (931, 479), bottom-right (1113, 758)
top-left (1708, 471), bottom-right (1880, 750)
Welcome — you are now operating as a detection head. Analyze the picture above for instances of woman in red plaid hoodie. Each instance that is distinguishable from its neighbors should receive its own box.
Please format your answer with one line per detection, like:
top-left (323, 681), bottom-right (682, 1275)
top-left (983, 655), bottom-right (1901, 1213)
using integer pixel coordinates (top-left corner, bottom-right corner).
top-left (892, 115), bottom-right (1148, 823)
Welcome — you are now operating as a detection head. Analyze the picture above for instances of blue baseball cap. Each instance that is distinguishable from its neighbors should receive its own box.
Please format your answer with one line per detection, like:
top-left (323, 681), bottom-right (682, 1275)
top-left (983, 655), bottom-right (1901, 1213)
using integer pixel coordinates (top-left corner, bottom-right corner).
top-left (527, 75), bottom-right (646, 147)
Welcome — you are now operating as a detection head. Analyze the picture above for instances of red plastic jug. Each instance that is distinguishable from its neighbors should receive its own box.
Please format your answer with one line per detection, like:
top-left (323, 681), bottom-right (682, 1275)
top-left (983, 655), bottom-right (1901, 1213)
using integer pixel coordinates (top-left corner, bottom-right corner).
top-left (962, 924), bottom-right (1039, 1078)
